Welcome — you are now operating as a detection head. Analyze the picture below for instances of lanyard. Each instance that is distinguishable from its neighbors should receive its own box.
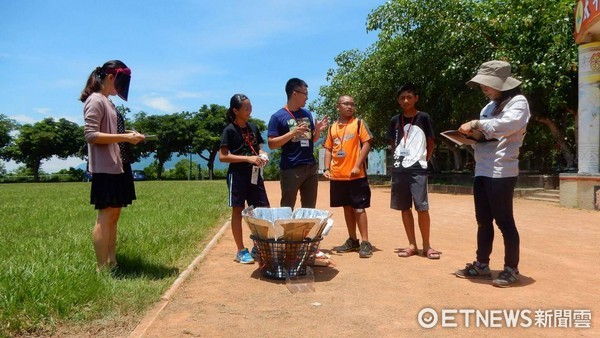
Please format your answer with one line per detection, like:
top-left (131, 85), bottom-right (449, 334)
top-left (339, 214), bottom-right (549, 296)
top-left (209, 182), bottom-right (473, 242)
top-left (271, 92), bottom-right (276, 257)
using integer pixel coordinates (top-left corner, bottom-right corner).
top-left (283, 105), bottom-right (298, 121)
top-left (235, 122), bottom-right (258, 156)
top-left (400, 113), bottom-right (416, 147)
top-left (333, 117), bottom-right (354, 149)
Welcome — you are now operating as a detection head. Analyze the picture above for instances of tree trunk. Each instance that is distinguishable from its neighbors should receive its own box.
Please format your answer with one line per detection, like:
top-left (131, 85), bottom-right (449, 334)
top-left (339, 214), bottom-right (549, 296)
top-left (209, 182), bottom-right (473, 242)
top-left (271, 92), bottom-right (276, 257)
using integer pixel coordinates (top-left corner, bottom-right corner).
top-left (157, 161), bottom-right (165, 180)
top-left (199, 145), bottom-right (220, 180)
top-left (438, 138), bottom-right (466, 171)
top-left (32, 160), bottom-right (41, 182)
top-left (198, 153), bottom-right (211, 179)
top-left (534, 115), bottom-right (576, 169)
top-left (208, 148), bottom-right (218, 180)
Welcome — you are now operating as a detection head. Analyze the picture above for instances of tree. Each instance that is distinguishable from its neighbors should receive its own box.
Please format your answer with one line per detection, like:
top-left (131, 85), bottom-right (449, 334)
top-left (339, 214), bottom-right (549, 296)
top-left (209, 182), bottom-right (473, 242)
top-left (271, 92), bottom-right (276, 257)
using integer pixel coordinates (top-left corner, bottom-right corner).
top-left (167, 158), bottom-right (202, 180)
top-left (132, 112), bottom-right (193, 179)
top-left (190, 104), bottom-right (227, 180)
top-left (54, 167), bottom-right (87, 181)
top-left (0, 114), bottom-right (17, 159)
top-left (315, 0), bottom-right (578, 172)
top-left (263, 148), bottom-right (281, 180)
top-left (4, 118), bottom-right (84, 181)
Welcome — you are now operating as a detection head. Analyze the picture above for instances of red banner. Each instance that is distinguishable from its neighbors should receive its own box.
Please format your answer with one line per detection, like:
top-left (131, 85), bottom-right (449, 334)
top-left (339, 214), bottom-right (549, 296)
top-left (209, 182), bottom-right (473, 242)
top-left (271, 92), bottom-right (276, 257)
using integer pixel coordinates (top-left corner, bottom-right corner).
top-left (575, 0), bottom-right (600, 44)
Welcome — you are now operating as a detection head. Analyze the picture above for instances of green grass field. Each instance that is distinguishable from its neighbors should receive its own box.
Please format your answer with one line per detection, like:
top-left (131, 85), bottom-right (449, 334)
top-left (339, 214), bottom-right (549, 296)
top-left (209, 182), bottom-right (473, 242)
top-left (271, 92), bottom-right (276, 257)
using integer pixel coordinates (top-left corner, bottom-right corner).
top-left (0, 180), bottom-right (229, 337)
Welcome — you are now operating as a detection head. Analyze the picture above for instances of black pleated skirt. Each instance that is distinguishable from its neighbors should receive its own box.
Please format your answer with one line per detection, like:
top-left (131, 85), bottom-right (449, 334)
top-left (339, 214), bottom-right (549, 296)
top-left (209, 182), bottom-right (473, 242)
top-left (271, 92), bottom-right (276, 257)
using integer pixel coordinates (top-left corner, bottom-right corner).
top-left (90, 163), bottom-right (137, 210)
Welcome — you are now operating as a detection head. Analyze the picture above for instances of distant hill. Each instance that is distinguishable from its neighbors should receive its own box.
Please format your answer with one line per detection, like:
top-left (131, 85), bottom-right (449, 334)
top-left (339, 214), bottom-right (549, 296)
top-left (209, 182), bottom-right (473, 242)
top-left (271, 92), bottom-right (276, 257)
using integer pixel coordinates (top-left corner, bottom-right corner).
top-left (76, 152), bottom-right (228, 172)
top-left (132, 153), bottom-right (228, 171)
top-left (77, 131), bottom-right (270, 172)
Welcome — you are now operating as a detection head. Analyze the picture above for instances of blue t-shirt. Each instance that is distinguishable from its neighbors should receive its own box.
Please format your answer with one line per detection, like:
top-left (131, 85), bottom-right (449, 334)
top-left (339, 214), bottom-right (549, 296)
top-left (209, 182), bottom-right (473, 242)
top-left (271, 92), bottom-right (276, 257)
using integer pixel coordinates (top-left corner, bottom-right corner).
top-left (386, 111), bottom-right (435, 174)
top-left (267, 107), bottom-right (316, 169)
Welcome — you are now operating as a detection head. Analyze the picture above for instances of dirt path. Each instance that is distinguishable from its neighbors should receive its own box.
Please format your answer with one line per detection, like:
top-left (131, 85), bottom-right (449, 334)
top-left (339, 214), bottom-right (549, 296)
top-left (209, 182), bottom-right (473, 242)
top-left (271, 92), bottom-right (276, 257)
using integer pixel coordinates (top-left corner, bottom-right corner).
top-left (129, 180), bottom-right (599, 337)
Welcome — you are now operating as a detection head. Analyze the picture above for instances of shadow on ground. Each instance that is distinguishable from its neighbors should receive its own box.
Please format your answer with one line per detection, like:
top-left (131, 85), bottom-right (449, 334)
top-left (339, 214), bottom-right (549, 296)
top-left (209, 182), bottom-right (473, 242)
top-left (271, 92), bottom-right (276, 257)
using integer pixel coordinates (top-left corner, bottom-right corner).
top-left (111, 254), bottom-right (179, 280)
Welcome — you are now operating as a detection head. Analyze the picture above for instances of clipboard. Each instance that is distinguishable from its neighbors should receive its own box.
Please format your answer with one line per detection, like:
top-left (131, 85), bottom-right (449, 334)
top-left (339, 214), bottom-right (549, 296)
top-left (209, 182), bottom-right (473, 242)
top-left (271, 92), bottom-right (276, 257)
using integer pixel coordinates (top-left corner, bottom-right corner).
top-left (440, 130), bottom-right (496, 146)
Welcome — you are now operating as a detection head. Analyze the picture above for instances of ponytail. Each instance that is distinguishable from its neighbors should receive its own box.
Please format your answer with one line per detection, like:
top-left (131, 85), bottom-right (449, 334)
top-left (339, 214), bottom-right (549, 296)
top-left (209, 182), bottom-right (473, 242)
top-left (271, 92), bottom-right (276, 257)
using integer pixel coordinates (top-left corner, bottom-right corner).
top-left (226, 107), bottom-right (236, 123)
top-left (79, 67), bottom-right (103, 102)
top-left (79, 60), bottom-right (127, 102)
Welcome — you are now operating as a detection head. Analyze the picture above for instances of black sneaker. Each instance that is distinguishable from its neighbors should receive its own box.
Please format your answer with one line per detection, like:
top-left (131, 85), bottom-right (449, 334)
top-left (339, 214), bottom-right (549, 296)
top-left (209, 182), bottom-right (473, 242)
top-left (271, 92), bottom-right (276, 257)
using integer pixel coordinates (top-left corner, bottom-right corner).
top-left (334, 238), bottom-right (360, 253)
top-left (359, 241), bottom-right (373, 258)
top-left (492, 266), bottom-right (519, 288)
top-left (455, 262), bottom-right (492, 279)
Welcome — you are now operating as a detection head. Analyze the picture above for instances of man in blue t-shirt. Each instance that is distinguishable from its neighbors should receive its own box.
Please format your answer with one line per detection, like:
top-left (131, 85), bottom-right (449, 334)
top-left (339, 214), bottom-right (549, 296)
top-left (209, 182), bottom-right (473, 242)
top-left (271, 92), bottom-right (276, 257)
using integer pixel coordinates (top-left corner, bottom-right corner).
top-left (267, 78), bottom-right (328, 208)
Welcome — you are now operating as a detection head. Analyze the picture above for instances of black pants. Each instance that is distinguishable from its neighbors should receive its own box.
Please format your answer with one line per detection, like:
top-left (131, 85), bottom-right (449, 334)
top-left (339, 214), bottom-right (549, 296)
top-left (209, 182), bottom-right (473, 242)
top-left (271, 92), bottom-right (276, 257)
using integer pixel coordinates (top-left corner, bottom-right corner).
top-left (473, 176), bottom-right (519, 269)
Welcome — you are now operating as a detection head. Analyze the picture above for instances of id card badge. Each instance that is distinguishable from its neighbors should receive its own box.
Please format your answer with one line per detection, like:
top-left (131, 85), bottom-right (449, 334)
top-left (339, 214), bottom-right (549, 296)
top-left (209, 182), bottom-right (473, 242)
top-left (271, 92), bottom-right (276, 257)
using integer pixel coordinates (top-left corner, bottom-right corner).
top-left (251, 166), bottom-right (259, 185)
top-left (336, 150), bottom-right (347, 158)
top-left (398, 148), bottom-right (410, 157)
top-left (300, 139), bottom-right (309, 147)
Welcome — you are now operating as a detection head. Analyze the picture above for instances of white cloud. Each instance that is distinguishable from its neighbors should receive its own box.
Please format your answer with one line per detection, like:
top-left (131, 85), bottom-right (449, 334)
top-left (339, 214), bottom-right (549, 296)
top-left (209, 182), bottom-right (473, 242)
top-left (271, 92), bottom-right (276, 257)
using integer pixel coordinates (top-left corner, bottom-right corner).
top-left (176, 91), bottom-right (208, 99)
top-left (2, 157), bottom-right (85, 174)
top-left (141, 96), bottom-right (179, 113)
top-left (9, 112), bottom-right (82, 125)
top-left (10, 114), bottom-right (37, 124)
top-left (2, 160), bottom-right (20, 172)
top-left (34, 107), bottom-right (51, 115)
top-left (41, 156), bottom-right (85, 173)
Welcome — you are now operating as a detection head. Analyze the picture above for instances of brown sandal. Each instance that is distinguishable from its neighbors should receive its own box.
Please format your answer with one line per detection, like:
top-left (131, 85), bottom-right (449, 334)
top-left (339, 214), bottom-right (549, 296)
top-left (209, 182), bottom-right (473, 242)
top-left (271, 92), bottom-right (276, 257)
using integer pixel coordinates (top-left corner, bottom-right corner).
top-left (424, 248), bottom-right (442, 260)
top-left (397, 247), bottom-right (418, 258)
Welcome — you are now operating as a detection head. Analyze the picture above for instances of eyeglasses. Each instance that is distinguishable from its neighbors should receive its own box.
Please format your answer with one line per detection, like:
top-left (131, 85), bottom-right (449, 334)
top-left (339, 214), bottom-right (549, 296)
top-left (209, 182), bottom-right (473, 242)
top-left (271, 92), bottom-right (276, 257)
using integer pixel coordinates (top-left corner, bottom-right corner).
top-left (294, 90), bottom-right (308, 97)
top-left (339, 102), bottom-right (355, 107)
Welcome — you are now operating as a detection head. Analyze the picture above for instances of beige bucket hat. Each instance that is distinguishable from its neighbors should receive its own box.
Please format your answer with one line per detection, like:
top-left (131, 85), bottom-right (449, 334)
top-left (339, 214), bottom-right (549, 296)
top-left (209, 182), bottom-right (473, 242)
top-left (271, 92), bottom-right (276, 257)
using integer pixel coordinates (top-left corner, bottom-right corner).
top-left (466, 60), bottom-right (521, 91)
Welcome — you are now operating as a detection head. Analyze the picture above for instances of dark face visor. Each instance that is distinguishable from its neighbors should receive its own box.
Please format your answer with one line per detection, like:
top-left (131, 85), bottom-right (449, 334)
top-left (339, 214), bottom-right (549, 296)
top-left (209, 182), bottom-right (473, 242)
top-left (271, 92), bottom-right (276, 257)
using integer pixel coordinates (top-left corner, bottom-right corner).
top-left (106, 67), bottom-right (131, 101)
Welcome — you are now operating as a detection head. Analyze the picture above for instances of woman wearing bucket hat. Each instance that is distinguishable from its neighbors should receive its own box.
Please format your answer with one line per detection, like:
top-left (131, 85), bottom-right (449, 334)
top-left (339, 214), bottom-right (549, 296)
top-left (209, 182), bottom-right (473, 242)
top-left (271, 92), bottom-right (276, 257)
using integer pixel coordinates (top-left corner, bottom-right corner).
top-left (454, 60), bottom-right (530, 287)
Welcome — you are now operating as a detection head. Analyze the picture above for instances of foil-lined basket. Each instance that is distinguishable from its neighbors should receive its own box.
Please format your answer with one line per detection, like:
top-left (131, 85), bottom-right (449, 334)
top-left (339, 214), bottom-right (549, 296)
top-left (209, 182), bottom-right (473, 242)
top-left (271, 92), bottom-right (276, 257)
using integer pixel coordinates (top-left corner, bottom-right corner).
top-left (242, 206), bottom-right (334, 279)
top-left (242, 206), bottom-right (332, 241)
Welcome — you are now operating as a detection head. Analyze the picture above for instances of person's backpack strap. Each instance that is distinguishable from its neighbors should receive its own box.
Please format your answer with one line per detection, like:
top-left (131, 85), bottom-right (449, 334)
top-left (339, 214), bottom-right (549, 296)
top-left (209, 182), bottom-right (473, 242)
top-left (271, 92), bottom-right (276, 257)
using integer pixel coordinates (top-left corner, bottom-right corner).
top-left (357, 118), bottom-right (362, 146)
top-left (356, 118), bottom-right (369, 172)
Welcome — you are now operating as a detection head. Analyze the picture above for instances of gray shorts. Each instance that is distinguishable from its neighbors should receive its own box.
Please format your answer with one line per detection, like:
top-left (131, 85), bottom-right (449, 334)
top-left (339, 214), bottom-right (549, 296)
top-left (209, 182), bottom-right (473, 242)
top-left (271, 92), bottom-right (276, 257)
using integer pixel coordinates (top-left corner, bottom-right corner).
top-left (390, 172), bottom-right (429, 211)
top-left (279, 163), bottom-right (319, 208)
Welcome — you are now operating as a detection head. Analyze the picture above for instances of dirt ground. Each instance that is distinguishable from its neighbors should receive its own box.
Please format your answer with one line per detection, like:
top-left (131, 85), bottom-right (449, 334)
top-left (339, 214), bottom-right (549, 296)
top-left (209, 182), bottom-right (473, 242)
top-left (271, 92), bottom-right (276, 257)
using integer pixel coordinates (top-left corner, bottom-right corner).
top-left (125, 180), bottom-right (599, 337)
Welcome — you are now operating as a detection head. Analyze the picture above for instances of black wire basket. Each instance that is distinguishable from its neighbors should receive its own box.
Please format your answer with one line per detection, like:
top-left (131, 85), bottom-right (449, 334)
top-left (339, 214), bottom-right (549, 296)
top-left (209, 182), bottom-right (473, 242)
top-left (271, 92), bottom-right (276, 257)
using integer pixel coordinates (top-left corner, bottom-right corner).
top-left (251, 235), bottom-right (322, 280)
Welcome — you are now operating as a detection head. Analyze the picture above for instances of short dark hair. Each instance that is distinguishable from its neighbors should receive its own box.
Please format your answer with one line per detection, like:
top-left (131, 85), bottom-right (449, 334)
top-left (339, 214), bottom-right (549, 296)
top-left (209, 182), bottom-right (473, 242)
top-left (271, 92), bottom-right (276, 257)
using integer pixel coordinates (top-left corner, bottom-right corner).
top-left (285, 78), bottom-right (308, 99)
top-left (397, 83), bottom-right (417, 98)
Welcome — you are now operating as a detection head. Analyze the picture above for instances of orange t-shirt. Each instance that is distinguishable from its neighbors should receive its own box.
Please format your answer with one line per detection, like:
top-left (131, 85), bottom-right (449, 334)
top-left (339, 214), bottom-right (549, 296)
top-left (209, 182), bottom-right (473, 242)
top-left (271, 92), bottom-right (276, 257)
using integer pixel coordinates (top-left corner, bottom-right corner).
top-left (323, 117), bottom-right (372, 180)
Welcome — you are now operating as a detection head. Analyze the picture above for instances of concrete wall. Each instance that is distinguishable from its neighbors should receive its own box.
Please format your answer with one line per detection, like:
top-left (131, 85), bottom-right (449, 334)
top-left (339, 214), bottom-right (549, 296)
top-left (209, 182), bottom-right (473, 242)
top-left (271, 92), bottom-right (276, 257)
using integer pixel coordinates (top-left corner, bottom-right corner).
top-left (560, 173), bottom-right (600, 210)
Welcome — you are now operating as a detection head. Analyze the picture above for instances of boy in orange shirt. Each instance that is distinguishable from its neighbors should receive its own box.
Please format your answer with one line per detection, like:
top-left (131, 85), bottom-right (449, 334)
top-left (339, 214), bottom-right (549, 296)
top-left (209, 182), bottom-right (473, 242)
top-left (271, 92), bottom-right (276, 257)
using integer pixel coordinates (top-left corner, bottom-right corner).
top-left (323, 95), bottom-right (374, 258)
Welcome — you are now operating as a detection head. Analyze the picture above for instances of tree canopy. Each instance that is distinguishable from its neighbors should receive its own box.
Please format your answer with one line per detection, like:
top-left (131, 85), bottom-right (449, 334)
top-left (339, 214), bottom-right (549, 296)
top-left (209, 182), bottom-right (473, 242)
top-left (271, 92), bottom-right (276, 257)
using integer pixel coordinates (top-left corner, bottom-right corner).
top-left (314, 0), bottom-right (578, 172)
top-left (4, 118), bottom-right (84, 181)
top-left (0, 114), bottom-right (17, 152)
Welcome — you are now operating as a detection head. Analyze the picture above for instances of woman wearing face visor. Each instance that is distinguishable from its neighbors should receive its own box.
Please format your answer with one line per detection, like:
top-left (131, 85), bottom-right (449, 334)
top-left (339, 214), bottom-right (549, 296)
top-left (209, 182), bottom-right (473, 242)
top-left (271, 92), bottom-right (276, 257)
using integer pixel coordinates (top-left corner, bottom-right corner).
top-left (80, 60), bottom-right (145, 271)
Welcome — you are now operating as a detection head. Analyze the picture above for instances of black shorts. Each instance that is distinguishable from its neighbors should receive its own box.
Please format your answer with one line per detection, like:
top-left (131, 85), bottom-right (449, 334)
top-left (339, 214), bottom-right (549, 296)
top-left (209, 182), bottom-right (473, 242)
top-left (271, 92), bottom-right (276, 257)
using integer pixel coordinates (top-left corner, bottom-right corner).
top-left (390, 171), bottom-right (429, 211)
top-left (227, 170), bottom-right (270, 208)
top-left (90, 163), bottom-right (136, 210)
top-left (329, 177), bottom-right (371, 209)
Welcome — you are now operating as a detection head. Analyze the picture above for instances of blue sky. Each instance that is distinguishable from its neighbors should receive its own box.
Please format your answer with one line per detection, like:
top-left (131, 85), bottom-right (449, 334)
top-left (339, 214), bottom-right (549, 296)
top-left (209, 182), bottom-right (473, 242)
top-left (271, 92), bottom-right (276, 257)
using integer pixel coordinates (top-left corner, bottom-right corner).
top-left (0, 0), bottom-right (383, 173)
